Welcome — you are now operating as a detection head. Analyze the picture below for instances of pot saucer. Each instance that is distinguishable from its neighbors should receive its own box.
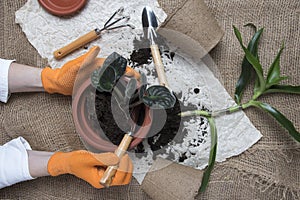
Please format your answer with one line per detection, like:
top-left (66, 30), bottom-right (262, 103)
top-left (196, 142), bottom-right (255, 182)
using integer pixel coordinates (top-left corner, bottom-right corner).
top-left (38, 0), bottom-right (87, 16)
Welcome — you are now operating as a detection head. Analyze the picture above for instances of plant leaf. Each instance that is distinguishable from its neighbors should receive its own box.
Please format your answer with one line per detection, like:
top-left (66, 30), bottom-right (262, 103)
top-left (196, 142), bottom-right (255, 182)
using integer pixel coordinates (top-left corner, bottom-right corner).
top-left (233, 26), bottom-right (266, 93)
top-left (254, 77), bottom-right (261, 94)
top-left (199, 117), bottom-right (217, 193)
top-left (90, 52), bottom-right (127, 92)
top-left (139, 72), bottom-right (148, 100)
top-left (98, 67), bottom-right (116, 91)
top-left (142, 85), bottom-right (176, 109)
top-left (268, 76), bottom-right (289, 86)
top-left (91, 69), bottom-right (103, 90)
top-left (140, 72), bottom-right (148, 86)
top-left (234, 26), bottom-right (264, 104)
top-left (125, 78), bottom-right (137, 99)
top-left (266, 44), bottom-right (285, 87)
top-left (264, 84), bottom-right (300, 94)
top-left (244, 23), bottom-right (257, 32)
top-left (250, 101), bottom-right (300, 142)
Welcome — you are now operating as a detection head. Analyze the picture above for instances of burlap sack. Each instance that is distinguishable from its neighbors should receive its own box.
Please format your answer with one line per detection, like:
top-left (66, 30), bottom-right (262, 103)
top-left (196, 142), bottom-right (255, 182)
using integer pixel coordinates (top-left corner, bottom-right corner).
top-left (0, 0), bottom-right (299, 199)
top-left (141, 158), bottom-right (204, 200)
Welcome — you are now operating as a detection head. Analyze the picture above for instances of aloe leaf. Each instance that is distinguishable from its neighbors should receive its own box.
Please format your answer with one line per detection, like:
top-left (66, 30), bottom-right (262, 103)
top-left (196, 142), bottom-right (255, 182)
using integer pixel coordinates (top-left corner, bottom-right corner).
top-left (268, 76), bottom-right (289, 86)
top-left (250, 101), bottom-right (300, 142)
top-left (142, 85), bottom-right (176, 109)
top-left (233, 26), bottom-right (266, 92)
top-left (234, 27), bottom-right (264, 104)
top-left (266, 44), bottom-right (285, 87)
top-left (254, 78), bottom-right (261, 94)
top-left (244, 23), bottom-right (257, 32)
top-left (264, 85), bottom-right (300, 94)
top-left (199, 117), bottom-right (217, 193)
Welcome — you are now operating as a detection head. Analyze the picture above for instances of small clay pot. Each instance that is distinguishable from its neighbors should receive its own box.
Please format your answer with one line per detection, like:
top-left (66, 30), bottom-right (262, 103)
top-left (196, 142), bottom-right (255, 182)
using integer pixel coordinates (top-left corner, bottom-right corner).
top-left (72, 78), bottom-right (152, 152)
top-left (38, 0), bottom-right (87, 16)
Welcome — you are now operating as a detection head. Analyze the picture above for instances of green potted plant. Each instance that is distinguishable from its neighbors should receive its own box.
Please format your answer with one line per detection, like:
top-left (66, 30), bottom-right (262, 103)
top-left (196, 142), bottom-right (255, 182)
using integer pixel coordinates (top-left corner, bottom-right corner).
top-left (72, 50), bottom-right (178, 152)
top-left (72, 52), bottom-right (153, 152)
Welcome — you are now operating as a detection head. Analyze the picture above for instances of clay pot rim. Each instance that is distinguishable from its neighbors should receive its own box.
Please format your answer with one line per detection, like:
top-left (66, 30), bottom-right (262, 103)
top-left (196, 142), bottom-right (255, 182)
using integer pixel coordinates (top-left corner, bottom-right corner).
top-left (72, 78), bottom-right (153, 152)
top-left (38, 0), bottom-right (87, 16)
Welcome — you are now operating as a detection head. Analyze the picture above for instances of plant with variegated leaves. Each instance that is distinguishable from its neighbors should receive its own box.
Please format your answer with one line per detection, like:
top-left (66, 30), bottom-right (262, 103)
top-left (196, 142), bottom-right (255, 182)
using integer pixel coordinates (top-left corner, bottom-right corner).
top-left (91, 52), bottom-right (177, 113)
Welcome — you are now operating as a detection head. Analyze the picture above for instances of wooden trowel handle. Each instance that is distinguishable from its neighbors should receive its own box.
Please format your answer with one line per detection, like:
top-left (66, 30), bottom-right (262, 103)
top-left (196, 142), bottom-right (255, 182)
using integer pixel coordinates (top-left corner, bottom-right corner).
top-left (53, 29), bottom-right (100, 60)
top-left (100, 134), bottom-right (133, 188)
top-left (150, 44), bottom-right (169, 88)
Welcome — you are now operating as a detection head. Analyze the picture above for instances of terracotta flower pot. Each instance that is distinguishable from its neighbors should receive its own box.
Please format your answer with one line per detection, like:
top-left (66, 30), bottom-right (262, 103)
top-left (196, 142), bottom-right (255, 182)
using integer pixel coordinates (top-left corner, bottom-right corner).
top-left (72, 77), bottom-right (153, 152)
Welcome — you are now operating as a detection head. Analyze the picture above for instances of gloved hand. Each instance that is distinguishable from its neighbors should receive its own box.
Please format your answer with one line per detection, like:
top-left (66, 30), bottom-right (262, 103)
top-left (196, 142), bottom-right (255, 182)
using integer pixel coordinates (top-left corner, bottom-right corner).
top-left (47, 150), bottom-right (133, 188)
top-left (41, 46), bottom-right (140, 95)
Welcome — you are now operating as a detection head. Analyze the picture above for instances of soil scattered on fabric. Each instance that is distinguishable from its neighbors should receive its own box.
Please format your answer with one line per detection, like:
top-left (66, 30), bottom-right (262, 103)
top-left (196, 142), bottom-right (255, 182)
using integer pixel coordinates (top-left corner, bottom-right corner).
top-left (94, 33), bottom-right (208, 164)
top-left (128, 35), bottom-right (175, 68)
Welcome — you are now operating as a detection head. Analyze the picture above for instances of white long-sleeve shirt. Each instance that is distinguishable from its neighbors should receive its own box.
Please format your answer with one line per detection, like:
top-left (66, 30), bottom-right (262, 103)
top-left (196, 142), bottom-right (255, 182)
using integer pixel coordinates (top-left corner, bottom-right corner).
top-left (0, 58), bottom-right (34, 188)
top-left (0, 58), bottom-right (14, 103)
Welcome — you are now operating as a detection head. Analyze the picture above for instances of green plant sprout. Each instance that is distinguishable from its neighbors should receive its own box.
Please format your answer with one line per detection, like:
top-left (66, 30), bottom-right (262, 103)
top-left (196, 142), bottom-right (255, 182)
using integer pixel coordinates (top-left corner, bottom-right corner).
top-left (180, 25), bottom-right (300, 192)
top-left (91, 52), bottom-right (176, 110)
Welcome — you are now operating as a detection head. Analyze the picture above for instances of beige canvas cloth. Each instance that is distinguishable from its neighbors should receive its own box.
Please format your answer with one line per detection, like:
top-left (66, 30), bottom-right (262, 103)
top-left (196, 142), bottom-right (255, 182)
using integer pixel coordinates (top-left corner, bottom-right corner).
top-left (0, 0), bottom-right (299, 199)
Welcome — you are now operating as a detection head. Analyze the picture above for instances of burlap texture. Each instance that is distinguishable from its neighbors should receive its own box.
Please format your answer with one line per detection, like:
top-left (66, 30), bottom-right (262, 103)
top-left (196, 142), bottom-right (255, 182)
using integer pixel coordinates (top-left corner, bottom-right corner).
top-left (0, 0), bottom-right (299, 199)
top-left (141, 158), bottom-right (203, 200)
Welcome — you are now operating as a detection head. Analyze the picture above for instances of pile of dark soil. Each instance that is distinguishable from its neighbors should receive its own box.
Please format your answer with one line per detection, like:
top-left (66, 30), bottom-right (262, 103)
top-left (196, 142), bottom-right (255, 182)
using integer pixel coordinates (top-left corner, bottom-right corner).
top-left (134, 97), bottom-right (200, 160)
top-left (95, 89), bottom-right (146, 145)
top-left (95, 89), bottom-right (199, 159)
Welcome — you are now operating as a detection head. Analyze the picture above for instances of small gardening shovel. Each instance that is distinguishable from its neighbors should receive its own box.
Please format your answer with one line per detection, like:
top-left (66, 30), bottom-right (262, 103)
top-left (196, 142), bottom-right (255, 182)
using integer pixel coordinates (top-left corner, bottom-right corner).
top-left (100, 131), bottom-right (134, 187)
top-left (99, 75), bottom-right (138, 188)
top-left (141, 6), bottom-right (176, 109)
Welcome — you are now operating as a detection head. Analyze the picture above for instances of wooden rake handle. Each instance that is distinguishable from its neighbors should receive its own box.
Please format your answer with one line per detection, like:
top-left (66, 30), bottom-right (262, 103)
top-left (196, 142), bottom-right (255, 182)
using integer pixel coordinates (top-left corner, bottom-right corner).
top-left (53, 29), bottom-right (100, 60)
top-left (100, 134), bottom-right (133, 188)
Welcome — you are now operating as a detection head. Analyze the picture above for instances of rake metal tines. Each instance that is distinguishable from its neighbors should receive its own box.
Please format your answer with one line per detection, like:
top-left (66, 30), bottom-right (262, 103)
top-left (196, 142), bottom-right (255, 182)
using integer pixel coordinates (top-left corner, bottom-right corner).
top-left (98, 7), bottom-right (135, 33)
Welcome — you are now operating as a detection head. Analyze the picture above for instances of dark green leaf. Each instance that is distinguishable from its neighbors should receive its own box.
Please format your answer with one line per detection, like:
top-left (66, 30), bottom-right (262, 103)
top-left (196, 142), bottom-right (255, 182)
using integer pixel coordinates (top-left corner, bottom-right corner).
top-left (91, 69), bottom-right (102, 89)
top-left (233, 26), bottom-right (266, 92)
top-left (254, 77), bottom-right (261, 94)
top-left (105, 52), bottom-right (127, 80)
top-left (90, 52), bottom-right (127, 92)
top-left (266, 44), bottom-right (285, 87)
top-left (142, 85), bottom-right (176, 109)
top-left (244, 23), bottom-right (257, 32)
top-left (91, 67), bottom-right (116, 92)
top-left (199, 117), bottom-right (217, 193)
top-left (264, 85), bottom-right (300, 94)
top-left (269, 76), bottom-right (289, 86)
top-left (99, 67), bottom-right (116, 91)
top-left (250, 101), bottom-right (300, 142)
top-left (234, 26), bottom-right (264, 104)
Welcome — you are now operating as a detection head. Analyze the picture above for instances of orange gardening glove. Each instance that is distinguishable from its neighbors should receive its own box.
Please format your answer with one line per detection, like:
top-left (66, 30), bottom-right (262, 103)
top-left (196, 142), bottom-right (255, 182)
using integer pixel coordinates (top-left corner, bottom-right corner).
top-left (42, 46), bottom-right (140, 95)
top-left (47, 150), bottom-right (133, 188)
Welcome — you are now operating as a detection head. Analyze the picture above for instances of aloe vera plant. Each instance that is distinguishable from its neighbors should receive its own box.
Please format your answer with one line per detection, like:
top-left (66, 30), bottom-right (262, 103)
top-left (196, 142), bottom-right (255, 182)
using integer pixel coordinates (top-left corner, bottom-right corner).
top-left (180, 25), bottom-right (300, 192)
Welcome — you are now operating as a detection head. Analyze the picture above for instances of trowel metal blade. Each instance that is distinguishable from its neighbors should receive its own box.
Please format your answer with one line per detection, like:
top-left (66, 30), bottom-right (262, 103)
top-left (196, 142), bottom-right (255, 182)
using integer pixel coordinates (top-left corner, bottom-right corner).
top-left (142, 6), bottom-right (159, 43)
